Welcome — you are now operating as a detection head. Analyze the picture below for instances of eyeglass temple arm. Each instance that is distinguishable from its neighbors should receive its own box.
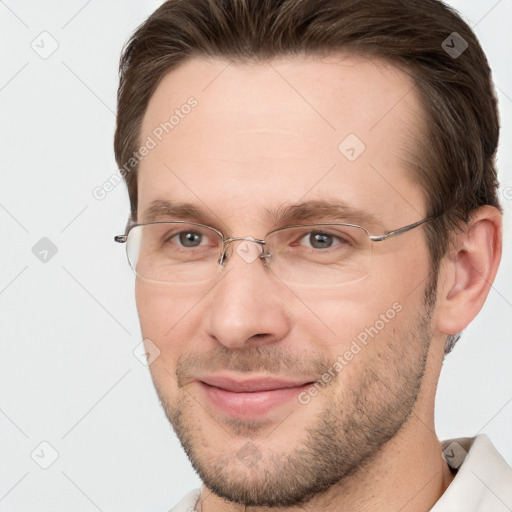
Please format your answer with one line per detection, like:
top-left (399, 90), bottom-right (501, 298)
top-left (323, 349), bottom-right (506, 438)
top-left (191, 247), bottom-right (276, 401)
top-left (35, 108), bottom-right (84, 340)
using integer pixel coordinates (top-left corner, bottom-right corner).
top-left (114, 217), bottom-right (137, 243)
top-left (113, 217), bottom-right (437, 244)
top-left (368, 216), bottom-right (435, 242)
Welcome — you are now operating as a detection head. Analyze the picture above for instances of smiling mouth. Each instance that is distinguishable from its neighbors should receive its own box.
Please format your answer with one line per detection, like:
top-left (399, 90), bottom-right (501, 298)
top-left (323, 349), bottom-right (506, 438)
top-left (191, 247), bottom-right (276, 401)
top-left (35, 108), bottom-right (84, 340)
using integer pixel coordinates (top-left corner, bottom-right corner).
top-left (197, 375), bottom-right (314, 418)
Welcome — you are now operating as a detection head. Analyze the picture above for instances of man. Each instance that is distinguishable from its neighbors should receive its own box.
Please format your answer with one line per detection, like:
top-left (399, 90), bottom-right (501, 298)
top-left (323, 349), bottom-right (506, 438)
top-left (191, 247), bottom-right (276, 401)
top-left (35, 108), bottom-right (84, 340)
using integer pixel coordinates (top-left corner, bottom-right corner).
top-left (113, 0), bottom-right (511, 510)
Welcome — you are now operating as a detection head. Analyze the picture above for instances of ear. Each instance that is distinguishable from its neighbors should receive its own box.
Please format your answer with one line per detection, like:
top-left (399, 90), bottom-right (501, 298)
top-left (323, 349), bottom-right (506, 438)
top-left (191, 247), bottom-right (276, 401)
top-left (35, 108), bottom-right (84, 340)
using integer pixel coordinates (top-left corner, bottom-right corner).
top-left (435, 205), bottom-right (502, 336)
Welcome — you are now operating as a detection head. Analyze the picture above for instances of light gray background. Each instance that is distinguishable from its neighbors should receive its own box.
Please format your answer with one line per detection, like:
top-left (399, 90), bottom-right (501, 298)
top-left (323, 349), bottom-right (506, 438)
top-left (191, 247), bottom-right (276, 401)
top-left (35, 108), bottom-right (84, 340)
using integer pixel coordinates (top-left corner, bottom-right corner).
top-left (0, 1), bottom-right (510, 511)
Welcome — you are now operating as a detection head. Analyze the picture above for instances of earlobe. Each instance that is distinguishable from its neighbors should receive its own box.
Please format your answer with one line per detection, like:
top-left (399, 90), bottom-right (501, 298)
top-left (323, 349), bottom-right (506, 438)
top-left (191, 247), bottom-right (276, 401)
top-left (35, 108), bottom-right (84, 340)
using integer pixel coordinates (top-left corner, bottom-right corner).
top-left (436, 206), bottom-right (502, 336)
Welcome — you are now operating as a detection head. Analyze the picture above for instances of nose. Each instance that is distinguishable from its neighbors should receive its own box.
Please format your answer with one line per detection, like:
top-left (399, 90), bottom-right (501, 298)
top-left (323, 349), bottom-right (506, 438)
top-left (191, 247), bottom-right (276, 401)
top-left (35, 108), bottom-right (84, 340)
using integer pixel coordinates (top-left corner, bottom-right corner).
top-left (218, 236), bottom-right (269, 266)
top-left (206, 238), bottom-right (291, 350)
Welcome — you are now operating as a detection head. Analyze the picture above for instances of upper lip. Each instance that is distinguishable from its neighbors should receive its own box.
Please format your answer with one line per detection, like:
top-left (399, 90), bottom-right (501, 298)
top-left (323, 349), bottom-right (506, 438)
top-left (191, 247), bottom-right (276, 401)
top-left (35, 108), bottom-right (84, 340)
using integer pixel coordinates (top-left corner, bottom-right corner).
top-left (199, 374), bottom-right (314, 393)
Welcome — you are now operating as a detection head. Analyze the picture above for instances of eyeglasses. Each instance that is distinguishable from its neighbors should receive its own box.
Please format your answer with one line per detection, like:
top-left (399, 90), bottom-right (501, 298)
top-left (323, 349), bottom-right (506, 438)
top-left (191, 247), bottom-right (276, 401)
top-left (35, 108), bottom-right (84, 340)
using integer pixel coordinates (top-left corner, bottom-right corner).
top-left (114, 217), bottom-right (434, 286)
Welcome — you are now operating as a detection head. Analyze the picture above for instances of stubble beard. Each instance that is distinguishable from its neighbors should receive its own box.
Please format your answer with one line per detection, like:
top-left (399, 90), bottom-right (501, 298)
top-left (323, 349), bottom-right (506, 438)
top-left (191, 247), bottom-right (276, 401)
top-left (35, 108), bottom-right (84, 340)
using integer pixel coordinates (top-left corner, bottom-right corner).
top-left (153, 281), bottom-right (437, 507)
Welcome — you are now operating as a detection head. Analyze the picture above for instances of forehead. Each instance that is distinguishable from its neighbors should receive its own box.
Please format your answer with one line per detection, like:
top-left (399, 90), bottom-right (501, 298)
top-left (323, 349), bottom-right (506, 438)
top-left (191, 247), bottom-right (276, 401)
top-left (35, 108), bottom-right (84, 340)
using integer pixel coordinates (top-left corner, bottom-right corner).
top-left (138, 54), bottom-right (426, 228)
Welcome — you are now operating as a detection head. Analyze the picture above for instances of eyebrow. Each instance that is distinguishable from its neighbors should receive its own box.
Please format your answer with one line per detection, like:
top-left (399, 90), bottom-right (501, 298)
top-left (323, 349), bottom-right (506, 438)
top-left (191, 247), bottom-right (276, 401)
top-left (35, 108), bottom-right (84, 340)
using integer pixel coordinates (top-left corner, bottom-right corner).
top-left (140, 199), bottom-right (383, 231)
top-left (266, 200), bottom-right (383, 229)
top-left (140, 200), bottom-right (216, 225)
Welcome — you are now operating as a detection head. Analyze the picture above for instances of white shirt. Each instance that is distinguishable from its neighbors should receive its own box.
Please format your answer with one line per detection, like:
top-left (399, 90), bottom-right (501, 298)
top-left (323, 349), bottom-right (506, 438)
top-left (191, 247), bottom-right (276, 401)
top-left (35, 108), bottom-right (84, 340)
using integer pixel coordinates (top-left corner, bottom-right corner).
top-left (168, 435), bottom-right (512, 512)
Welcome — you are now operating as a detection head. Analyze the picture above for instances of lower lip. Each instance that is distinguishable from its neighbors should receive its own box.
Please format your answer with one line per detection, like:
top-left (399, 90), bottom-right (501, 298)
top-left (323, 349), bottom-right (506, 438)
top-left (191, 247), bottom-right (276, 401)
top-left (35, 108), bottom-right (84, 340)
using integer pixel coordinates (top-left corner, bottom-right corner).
top-left (199, 381), bottom-right (312, 418)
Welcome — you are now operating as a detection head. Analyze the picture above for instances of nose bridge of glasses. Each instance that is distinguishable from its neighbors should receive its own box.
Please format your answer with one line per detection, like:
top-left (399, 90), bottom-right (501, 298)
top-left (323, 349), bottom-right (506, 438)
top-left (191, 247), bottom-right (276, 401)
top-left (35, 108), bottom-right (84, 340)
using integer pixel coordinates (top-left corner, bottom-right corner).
top-left (219, 236), bottom-right (269, 266)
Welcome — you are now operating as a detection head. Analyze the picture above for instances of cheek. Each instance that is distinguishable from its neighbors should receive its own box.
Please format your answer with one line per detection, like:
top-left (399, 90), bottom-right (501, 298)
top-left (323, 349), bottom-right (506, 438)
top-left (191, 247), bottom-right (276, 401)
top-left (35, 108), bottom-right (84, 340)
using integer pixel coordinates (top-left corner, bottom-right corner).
top-left (135, 281), bottom-right (204, 362)
top-left (135, 282), bottom-right (209, 404)
top-left (296, 274), bottom-right (420, 359)
top-left (292, 282), bottom-right (395, 333)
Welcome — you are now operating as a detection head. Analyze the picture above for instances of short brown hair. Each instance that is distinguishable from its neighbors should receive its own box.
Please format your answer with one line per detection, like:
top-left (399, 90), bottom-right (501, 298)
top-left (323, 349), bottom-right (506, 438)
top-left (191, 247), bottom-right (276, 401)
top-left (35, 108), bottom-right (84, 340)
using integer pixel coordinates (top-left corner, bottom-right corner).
top-left (114, 0), bottom-right (500, 269)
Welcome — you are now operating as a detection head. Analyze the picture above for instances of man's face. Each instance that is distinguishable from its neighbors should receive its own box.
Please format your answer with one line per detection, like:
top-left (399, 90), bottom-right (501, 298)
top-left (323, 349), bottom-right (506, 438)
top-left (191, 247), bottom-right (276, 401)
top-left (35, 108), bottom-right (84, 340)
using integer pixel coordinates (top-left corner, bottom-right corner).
top-left (136, 54), bottom-right (437, 506)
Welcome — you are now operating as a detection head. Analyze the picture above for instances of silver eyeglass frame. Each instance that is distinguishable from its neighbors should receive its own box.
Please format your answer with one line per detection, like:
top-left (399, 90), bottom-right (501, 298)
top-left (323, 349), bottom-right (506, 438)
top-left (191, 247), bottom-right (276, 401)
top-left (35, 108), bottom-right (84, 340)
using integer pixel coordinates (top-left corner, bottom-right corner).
top-left (114, 216), bottom-right (436, 267)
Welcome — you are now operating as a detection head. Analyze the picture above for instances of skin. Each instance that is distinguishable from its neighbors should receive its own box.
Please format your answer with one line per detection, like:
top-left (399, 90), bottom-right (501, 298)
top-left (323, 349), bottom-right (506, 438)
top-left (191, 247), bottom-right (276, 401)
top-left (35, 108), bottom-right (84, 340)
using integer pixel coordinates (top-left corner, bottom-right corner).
top-left (134, 54), bottom-right (502, 512)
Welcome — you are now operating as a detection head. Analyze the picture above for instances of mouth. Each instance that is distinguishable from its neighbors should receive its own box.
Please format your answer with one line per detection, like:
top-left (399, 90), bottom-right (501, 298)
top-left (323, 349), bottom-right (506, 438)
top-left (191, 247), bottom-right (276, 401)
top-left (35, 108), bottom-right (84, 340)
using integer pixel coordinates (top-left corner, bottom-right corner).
top-left (197, 374), bottom-right (314, 419)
